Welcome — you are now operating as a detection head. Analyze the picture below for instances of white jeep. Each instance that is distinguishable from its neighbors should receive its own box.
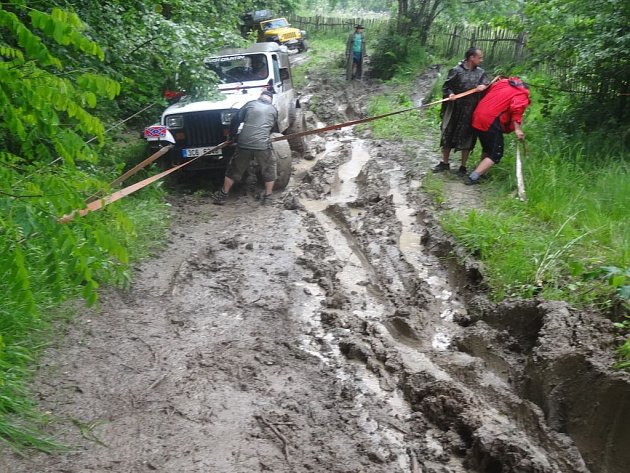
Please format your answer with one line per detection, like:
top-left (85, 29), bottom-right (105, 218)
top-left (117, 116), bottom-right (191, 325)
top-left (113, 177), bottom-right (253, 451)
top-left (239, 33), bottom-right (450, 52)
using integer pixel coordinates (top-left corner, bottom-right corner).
top-left (144, 42), bottom-right (306, 189)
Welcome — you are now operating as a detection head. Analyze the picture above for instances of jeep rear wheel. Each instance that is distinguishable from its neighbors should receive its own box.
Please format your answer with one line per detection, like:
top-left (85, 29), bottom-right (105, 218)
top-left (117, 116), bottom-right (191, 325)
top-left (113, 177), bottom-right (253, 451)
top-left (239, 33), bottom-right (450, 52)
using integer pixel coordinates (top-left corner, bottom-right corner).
top-left (271, 133), bottom-right (292, 190)
top-left (286, 106), bottom-right (307, 156)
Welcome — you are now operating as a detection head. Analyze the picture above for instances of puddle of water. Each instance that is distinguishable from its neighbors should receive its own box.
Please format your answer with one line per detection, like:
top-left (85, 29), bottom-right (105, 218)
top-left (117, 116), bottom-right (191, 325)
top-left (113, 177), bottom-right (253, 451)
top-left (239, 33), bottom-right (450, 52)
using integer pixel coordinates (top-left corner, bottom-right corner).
top-left (311, 210), bottom-right (383, 320)
top-left (290, 258), bottom-right (412, 470)
top-left (387, 169), bottom-right (468, 351)
top-left (330, 140), bottom-right (371, 203)
top-left (293, 140), bottom-right (341, 178)
top-left (432, 331), bottom-right (451, 350)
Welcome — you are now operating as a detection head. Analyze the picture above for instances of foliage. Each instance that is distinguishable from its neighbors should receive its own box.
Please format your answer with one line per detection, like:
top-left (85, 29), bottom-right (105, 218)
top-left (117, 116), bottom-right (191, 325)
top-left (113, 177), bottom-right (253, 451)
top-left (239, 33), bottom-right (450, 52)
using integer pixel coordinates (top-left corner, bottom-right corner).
top-left (28, 0), bottom-right (300, 122)
top-left (524, 0), bottom-right (630, 125)
top-left (614, 311), bottom-right (630, 370)
top-left (291, 33), bottom-right (346, 88)
top-left (442, 0), bottom-right (522, 26)
top-left (0, 3), bottom-right (170, 450)
top-left (369, 31), bottom-right (409, 80)
top-left (304, 0), bottom-right (394, 13)
top-left (362, 38), bottom-right (432, 139)
top-left (369, 27), bottom-right (434, 81)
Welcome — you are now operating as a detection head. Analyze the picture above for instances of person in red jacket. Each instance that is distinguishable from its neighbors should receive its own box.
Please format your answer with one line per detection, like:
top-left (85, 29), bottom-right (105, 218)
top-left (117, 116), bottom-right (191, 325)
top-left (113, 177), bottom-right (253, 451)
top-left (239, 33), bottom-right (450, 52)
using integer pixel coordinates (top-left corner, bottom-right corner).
top-left (464, 77), bottom-right (531, 185)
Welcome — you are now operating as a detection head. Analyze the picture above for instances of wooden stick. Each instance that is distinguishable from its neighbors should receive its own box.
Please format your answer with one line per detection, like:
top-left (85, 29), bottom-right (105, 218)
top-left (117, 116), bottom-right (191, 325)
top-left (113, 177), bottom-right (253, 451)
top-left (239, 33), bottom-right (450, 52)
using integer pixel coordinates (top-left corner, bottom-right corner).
top-left (256, 415), bottom-right (290, 461)
top-left (148, 373), bottom-right (167, 390)
top-left (515, 141), bottom-right (527, 202)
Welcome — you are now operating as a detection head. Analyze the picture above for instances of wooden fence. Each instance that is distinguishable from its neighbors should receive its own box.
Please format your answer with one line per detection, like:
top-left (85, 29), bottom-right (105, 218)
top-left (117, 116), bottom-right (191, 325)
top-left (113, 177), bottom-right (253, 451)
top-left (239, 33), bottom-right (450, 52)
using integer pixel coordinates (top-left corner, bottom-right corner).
top-left (427, 24), bottom-right (527, 67)
top-left (288, 15), bottom-right (606, 97)
top-left (288, 15), bottom-right (389, 36)
top-left (289, 15), bottom-right (525, 65)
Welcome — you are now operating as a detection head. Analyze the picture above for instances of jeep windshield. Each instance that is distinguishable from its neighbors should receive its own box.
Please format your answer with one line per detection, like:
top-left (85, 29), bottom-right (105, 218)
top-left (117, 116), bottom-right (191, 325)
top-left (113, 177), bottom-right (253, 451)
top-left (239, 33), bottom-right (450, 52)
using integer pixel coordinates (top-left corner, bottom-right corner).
top-left (204, 54), bottom-right (269, 84)
top-left (261, 18), bottom-right (289, 30)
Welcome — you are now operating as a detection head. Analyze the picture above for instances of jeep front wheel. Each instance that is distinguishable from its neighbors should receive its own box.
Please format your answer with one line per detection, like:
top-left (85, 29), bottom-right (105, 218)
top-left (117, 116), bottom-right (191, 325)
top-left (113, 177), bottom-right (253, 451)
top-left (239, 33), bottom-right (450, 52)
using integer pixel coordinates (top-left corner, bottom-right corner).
top-left (285, 106), bottom-right (308, 156)
top-left (298, 39), bottom-right (309, 53)
top-left (271, 134), bottom-right (292, 190)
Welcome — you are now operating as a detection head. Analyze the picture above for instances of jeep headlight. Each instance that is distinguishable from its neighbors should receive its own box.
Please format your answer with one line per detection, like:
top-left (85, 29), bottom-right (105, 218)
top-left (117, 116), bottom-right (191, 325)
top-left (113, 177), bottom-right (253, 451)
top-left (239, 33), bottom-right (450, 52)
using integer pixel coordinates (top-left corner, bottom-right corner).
top-left (221, 111), bottom-right (235, 125)
top-left (165, 115), bottom-right (183, 129)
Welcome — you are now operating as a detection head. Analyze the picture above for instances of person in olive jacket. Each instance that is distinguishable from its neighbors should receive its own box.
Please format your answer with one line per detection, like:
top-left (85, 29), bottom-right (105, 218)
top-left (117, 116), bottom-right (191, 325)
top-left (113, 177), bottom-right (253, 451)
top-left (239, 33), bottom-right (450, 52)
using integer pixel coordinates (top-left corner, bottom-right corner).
top-left (211, 89), bottom-right (279, 205)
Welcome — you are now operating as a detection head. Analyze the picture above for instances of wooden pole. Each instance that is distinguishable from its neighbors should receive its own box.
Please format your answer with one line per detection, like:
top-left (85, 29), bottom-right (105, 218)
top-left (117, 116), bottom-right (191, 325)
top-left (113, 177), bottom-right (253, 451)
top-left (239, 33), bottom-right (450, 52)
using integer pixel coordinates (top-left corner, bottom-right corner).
top-left (516, 141), bottom-right (527, 202)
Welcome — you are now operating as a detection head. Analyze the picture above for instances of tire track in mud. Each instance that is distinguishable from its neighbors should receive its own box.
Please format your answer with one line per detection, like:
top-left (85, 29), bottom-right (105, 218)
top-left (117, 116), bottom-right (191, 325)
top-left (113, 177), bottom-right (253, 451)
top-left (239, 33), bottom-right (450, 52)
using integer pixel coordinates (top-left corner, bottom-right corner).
top-left (294, 134), bottom-right (588, 472)
top-left (297, 67), bottom-right (629, 472)
top-left (3, 195), bottom-right (441, 472)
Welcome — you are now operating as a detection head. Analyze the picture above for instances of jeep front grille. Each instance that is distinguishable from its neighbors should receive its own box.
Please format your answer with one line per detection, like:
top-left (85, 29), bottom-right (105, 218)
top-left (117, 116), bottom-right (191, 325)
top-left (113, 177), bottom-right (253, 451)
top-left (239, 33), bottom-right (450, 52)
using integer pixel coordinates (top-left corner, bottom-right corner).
top-left (281, 32), bottom-right (298, 40)
top-left (178, 111), bottom-right (224, 147)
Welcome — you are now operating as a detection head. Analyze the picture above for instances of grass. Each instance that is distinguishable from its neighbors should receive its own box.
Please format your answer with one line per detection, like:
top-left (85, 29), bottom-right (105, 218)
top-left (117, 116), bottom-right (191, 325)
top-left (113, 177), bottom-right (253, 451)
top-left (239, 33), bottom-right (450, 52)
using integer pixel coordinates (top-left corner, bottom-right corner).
top-left (438, 107), bottom-right (629, 313)
top-left (292, 33), bottom-right (346, 89)
top-left (362, 93), bottom-right (424, 140)
top-left (420, 173), bottom-right (446, 206)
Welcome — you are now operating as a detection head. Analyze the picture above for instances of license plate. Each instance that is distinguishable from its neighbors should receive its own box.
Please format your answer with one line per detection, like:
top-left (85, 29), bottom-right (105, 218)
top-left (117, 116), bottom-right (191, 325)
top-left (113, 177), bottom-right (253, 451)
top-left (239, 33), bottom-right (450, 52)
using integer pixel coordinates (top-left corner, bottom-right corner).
top-left (182, 147), bottom-right (217, 158)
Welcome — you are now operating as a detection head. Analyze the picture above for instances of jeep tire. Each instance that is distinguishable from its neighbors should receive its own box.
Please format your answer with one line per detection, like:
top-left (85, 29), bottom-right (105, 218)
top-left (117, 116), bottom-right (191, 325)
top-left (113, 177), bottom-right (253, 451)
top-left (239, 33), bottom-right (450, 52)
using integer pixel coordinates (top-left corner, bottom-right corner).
top-left (271, 133), bottom-right (292, 190)
top-left (298, 39), bottom-right (309, 53)
top-left (286, 106), bottom-right (308, 156)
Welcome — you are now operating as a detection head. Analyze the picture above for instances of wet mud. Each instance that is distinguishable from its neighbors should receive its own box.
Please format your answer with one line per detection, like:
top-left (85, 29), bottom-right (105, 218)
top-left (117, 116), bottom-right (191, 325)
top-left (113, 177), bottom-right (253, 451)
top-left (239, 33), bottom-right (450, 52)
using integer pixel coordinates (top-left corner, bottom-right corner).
top-left (2, 55), bottom-right (629, 473)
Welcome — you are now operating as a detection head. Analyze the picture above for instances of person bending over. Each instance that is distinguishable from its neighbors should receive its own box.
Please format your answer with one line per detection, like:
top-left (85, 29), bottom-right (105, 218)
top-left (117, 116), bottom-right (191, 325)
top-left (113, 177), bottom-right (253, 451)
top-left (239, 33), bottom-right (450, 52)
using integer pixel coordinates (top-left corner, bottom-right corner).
top-left (211, 89), bottom-right (279, 205)
top-left (465, 77), bottom-right (531, 185)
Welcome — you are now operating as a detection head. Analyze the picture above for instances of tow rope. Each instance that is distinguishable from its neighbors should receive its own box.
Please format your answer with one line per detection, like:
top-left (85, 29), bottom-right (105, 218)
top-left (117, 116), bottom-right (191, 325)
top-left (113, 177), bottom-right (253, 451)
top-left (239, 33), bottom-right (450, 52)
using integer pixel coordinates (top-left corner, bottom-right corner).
top-left (59, 87), bottom-right (481, 223)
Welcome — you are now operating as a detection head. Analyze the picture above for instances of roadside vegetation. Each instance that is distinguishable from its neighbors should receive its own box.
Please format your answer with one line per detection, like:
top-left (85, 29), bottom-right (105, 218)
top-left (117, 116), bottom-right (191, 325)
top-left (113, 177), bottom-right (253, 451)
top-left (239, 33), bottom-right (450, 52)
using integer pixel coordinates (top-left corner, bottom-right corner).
top-left (292, 33), bottom-right (346, 89)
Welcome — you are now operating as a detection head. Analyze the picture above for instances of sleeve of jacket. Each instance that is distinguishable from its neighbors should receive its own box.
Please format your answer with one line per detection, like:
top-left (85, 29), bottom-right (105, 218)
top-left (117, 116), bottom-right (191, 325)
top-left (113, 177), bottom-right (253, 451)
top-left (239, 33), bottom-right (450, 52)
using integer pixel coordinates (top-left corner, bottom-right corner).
top-left (442, 67), bottom-right (459, 97)
top-left (229, 103), bottom-right (249, 138)
top-left (508, 91), bottom-right (531, 124)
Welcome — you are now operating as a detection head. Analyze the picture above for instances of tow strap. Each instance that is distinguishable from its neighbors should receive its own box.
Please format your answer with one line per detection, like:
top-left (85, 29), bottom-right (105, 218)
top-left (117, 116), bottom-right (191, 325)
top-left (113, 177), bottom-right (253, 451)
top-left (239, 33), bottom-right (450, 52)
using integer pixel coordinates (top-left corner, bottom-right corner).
top-left (59, 87), bottom-right (480, 223)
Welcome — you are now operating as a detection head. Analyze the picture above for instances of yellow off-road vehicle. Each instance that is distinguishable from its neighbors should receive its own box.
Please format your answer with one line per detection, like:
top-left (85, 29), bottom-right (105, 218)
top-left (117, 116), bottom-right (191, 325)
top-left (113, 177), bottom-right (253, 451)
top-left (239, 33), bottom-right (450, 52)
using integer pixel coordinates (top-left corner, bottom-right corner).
top-left (241, 10), bottom-right (308, 53)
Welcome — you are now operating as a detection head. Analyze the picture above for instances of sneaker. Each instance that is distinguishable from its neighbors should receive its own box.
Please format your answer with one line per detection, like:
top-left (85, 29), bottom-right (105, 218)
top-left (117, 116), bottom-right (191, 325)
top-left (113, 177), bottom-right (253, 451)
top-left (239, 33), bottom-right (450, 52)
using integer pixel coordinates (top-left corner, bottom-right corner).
top-left (432, 161), bottom-right (450, 173)
top-left (463, 176), bottom-right (480, 186)
top-left (211, 189), bottom-right (228, 205)
top-left (455, 165), bottom-right (467, 177)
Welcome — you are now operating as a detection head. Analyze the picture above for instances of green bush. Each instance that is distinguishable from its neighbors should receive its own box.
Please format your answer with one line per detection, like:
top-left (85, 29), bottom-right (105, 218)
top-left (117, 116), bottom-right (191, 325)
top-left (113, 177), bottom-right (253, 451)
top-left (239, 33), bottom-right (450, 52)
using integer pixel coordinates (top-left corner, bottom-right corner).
top-left (369, 32), bottom-right (410, 80)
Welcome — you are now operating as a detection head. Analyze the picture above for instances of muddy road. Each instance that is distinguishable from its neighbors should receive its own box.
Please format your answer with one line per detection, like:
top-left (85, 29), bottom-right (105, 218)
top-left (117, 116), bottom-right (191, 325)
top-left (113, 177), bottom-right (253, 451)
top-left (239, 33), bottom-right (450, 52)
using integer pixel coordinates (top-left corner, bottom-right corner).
top-left (2, 59), bottom-right (629, 473)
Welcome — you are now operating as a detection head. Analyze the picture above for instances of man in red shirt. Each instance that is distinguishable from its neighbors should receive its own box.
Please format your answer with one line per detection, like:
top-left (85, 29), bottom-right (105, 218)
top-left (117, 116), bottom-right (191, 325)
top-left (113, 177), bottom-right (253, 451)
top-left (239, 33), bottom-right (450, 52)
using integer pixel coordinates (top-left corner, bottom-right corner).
top-left (465, 77), bottom-right (531, 185)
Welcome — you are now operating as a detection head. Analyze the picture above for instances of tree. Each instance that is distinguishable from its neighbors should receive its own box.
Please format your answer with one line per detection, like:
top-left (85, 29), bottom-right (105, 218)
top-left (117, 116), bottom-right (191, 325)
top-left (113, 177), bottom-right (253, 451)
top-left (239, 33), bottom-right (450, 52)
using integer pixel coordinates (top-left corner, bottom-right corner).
top-left (524, 0), bottom-right (630, 122)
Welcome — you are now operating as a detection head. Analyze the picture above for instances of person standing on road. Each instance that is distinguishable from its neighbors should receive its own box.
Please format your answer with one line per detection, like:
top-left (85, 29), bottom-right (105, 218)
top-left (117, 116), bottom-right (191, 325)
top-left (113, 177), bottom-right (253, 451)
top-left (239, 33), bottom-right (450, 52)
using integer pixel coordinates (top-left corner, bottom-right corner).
top-left (464, 77), bottom-right (531, 185)
top-left (433, 47), bottom-right (489, 176)
top-left (346, 25), bottom-right (366, 81)
top-left (211, 89), bottom-right (279, 205)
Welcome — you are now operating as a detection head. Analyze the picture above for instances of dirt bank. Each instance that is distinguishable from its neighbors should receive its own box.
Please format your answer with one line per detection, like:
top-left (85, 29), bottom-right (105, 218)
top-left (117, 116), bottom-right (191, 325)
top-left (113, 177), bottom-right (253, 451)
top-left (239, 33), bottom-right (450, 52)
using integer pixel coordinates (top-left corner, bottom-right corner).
top-left (2, 55), bottom-right (629, 473)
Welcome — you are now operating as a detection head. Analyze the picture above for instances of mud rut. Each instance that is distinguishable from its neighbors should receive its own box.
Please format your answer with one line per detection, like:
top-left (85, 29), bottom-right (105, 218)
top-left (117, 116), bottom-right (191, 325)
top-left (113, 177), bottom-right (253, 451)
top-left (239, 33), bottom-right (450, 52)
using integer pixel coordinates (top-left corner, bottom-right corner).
top-left (3, 61), bottom-right (630, 473)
